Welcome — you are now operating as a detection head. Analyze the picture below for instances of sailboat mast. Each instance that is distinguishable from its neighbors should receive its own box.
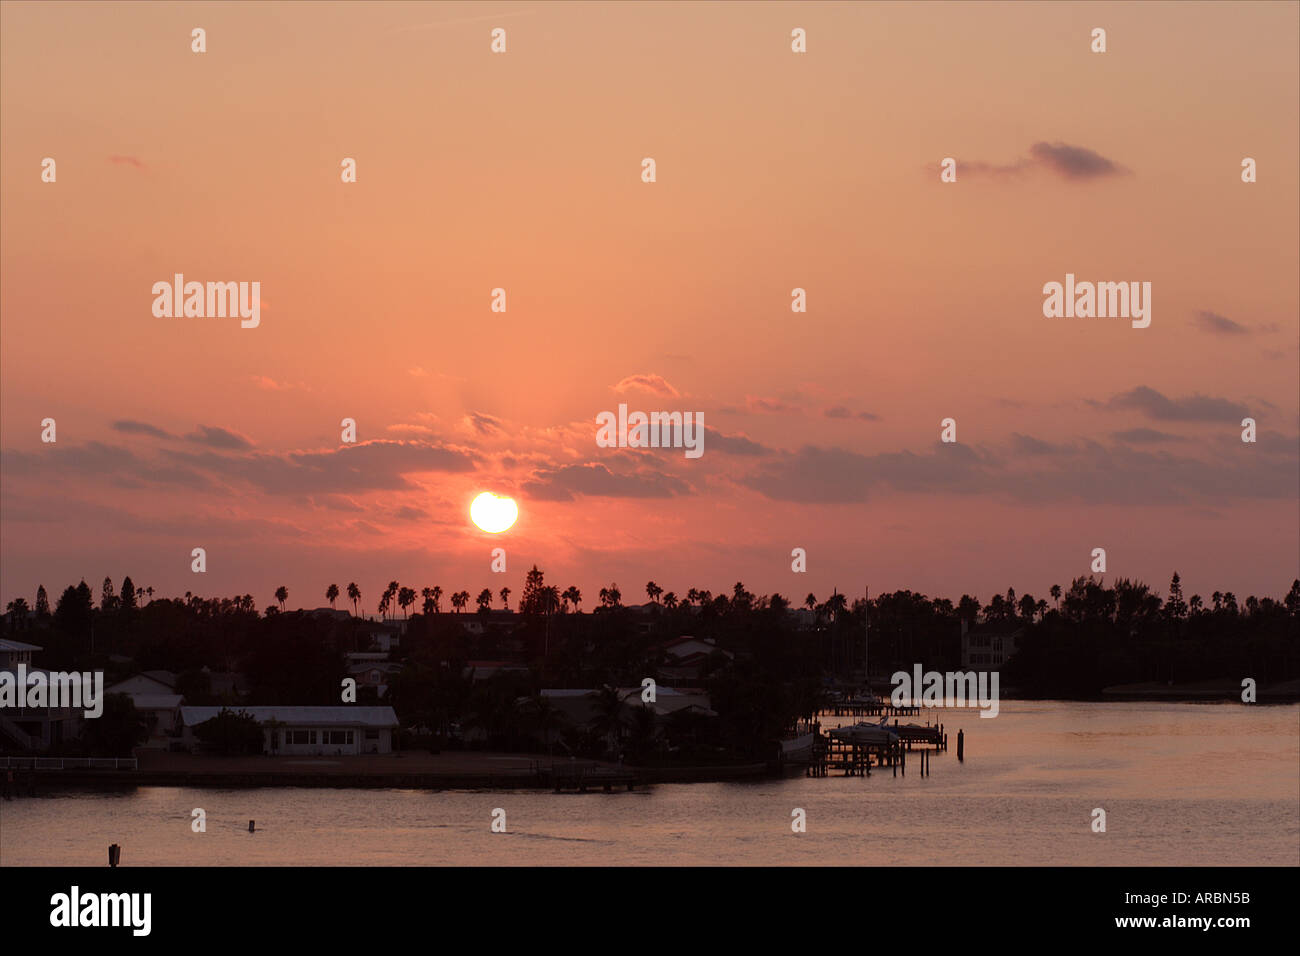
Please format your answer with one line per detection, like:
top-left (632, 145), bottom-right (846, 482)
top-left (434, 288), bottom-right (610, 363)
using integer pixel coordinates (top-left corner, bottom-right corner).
top-left (864, 586), bottom-right (869, 691)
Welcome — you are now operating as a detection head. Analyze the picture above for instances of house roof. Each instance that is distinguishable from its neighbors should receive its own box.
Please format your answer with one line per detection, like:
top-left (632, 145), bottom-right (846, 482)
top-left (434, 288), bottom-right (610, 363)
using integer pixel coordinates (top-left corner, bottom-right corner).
top-left (106, 674), bottom-right (176, 695)
top-left (130, 694), bottom-right (185, 710)
top-left (0, 639), bottom-right (43, 652)
top-left (181, 706), bottom-right (398, 728)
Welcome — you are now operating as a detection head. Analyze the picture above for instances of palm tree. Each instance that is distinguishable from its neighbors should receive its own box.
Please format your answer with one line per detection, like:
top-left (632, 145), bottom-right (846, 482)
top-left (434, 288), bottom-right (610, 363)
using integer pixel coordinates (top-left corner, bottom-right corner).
top-left (587, 685), bottom-right (628, 757)
top-left (145, 586), bottom-right (154, 605)
top-left (431, 586), bottom-right (443, 613)
top-left (645, 581), bottom-right (662, 604)
top-left (451, 590), bottom-right (469, 613)
top-left (347, 582), bottom-right (361, 617)
top-left (825, 592), bottom-right (848, 621)
top-left (663, 591), bottom-right (678, 610)
top-left (421, 587), bottom-right (436, 615)
top-left (563, 586), bottom-right (582, 613)
top-left (274, 586), bottom-right (288, 612)
top-left (5, 597), bottom-right (30, 624)
top-left (476, 588), bottom-right (493, 613)
top-left (598, 583), bottom-right (622, 609)
top-left (1050, 584), bottom-right (1062, 607)
top-left (383, 581), bottom-right (399, 620)
top-left (398, 586), bottom-right (416, 619)
top-left (499, 587), bottom-right (511, 611)
top-left (326, 583), bottom-right (339, 608)
top-left (541, 585), bottom-right (561, 615)
top-left (805, 593), bottom-right (817, 611)
top-left (378, 591), bottom-right (392, 620)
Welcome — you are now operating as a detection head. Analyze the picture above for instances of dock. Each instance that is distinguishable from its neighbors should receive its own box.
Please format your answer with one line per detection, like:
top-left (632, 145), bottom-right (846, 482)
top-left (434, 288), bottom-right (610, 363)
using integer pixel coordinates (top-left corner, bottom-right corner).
top-left (805, 718), bottom-right (951, 778)
top-left (822, 700), bottom-right (921, 718)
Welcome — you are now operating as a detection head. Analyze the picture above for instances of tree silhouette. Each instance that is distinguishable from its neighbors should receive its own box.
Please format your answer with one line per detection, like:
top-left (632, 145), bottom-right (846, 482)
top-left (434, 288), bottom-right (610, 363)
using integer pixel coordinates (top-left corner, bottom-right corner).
top-left (326, 583), bottom-right (339, 608)
top-left (346, 582), bottom-right (361, 617)
top-left (274, 586), bottom-right (288, 612)
top-left (398, 586), bottom-right (416, 619)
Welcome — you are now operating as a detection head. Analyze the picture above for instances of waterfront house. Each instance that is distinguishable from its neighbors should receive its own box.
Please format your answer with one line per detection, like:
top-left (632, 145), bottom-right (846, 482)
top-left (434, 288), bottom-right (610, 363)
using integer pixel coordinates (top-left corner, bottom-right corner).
top-left (179, 705), bottom-right (399, 755)
top-left (0, 642), bottom-right (84, 750)
top-left (961, 621), bottom-right (1022, 669)
top-left (106, 675), bottom-right (184, 749)
top-left (656, 636), bottom-right (734, 682)
top-left (0, 638), bottom-right (43, 670)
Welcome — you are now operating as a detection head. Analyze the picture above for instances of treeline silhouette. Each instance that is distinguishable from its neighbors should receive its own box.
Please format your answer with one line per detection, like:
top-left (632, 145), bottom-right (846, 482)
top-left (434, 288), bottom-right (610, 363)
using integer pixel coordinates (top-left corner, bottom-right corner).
top-left (4, 570), bottom-right (1297, 757)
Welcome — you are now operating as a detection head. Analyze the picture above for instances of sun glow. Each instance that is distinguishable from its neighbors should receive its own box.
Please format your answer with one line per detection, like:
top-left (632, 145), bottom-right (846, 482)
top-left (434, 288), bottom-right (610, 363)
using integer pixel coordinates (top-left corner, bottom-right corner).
top-left (470, 492), bottom-right (519, 533)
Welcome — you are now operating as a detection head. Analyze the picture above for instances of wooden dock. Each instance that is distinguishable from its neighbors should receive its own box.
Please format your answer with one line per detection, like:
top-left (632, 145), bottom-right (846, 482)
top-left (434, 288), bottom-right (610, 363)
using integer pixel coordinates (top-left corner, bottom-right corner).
top-left (822, 701), bottom-right (921, 718)
top-left (806, 720), bottom-right (951, 778)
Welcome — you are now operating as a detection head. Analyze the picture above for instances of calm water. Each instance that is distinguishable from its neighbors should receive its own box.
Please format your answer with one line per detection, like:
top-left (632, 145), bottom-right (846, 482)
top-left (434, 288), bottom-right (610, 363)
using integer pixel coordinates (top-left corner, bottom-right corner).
top-left (3, 702), bottom-right (1297, 866)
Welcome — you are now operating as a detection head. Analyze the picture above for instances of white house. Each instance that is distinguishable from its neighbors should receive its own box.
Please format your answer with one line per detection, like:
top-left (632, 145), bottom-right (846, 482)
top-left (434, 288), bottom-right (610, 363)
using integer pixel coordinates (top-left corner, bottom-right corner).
top-left (961, 621), bottom-right (1022, 669)
top-left (0, 639), bottom-right (42, 669)
top-left (0, 642), bottom-right (84, 751)
top-left (180, 705), bottom-right (399, 755)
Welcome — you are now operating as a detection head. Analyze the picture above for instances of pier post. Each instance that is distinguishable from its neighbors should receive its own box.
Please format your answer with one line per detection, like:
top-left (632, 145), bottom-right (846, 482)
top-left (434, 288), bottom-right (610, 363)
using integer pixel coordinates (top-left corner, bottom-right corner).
top-left (957, 729), bottom-right (964, 762)
top-left (249, 820), bottom-right (255, 833)
top-left (108, 844), bottom-right (120, 867)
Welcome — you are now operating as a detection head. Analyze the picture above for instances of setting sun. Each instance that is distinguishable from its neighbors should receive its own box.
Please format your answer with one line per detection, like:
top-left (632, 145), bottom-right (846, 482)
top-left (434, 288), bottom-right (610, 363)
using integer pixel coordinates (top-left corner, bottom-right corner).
top-left (470, 492), bottom-right (519, 534)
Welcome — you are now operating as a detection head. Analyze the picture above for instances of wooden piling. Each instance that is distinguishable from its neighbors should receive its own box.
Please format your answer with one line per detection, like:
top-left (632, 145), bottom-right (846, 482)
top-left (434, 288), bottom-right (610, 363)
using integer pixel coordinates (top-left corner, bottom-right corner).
top-left (957, 729), bottom-right (964, 762)
top-left (248, 819), bottom-right (255, 833)
top-left (108, 844), bottom-right (120, 867)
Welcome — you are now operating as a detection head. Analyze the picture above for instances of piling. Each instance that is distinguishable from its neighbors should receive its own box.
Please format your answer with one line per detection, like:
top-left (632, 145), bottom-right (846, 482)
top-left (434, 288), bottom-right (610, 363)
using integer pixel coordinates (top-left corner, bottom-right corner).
top-left (248, 819), bottom-right (256, 833)
top-left (108, 844), bottom-right (121, 867)
top-left (957, 729), bottom-right (964, 762)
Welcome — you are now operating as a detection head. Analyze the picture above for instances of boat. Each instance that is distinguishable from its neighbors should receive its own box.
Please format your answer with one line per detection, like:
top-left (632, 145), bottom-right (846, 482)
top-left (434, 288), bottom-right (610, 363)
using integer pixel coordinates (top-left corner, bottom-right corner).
top-left (779, 731), bottom-right (817, 762)
top-left (827, 717), bottom-right (899, 747)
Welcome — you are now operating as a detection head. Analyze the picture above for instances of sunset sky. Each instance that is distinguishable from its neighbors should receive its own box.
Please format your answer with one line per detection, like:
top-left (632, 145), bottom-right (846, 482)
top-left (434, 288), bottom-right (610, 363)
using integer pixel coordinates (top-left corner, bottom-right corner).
top-left (2, 1), bottom-right (1297, 614)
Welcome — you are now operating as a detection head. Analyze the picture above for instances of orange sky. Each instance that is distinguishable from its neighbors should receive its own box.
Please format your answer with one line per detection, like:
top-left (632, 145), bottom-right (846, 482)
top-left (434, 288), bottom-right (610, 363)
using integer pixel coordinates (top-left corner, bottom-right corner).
top-left (2, 1), bottom-right (1297, 612)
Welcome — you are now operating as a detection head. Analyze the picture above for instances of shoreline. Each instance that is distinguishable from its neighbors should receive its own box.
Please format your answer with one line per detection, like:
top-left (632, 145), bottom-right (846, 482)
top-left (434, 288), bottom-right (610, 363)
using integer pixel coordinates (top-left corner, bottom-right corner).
top-left (5, 750), bottom-right (776, 792)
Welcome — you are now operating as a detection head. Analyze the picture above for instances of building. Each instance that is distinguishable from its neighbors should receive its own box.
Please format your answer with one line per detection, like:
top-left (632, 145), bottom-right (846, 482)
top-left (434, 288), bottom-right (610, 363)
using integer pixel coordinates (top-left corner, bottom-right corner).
top-left (539, 686), bottom-right (714, 723)
top-left (0, 641), bottom-right (84, 750)
top-left (345, 653), bottom-right (401, 697)
top-left (656, 635), bottom-right (734, 682)
top-left (0, 638), bottom-right (42, 669)
top-left (105, 674), bottom-right (184, 749)
top-left (179, 705), bottom-right (399, 755)
top-left (961, 621), bottom-right (1023, 669)
top-left (463, 660), bottom-right (530, 682)
top-left (360, 620), bottom-right (404, 653)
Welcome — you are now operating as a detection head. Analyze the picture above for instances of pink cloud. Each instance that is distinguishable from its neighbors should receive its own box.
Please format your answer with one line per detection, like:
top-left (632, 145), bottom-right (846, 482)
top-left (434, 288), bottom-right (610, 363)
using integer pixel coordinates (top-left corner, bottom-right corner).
top-left (613, 374), bottom-right (681, 398)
